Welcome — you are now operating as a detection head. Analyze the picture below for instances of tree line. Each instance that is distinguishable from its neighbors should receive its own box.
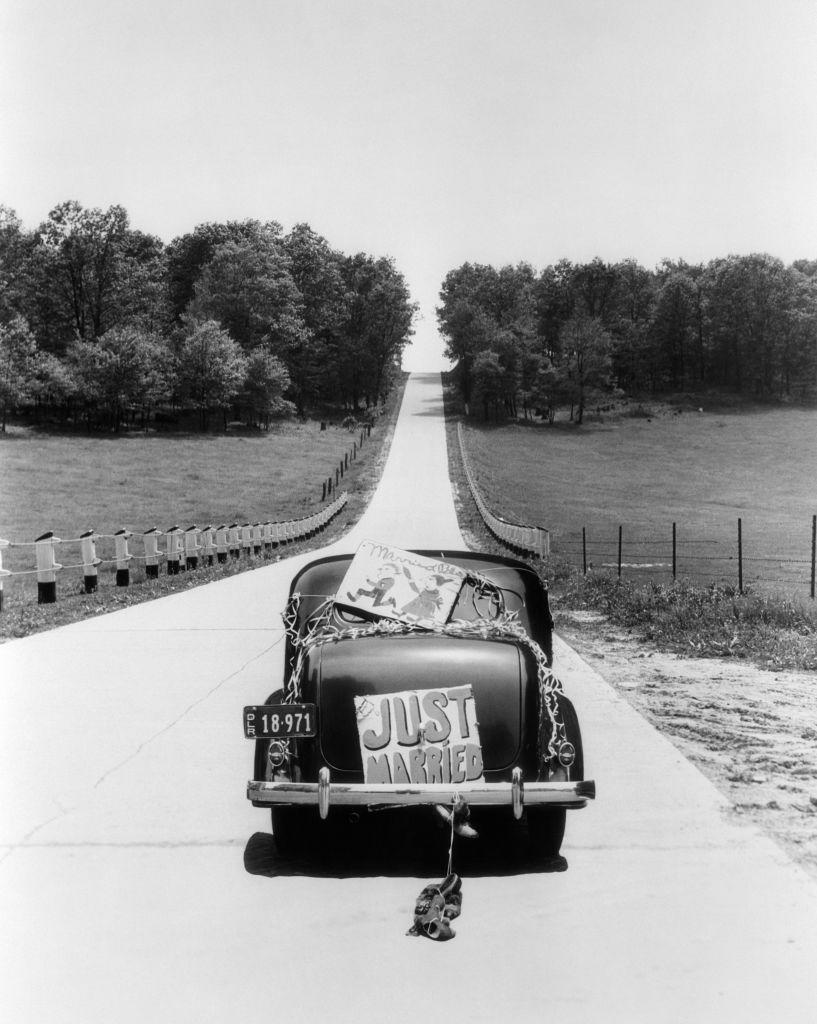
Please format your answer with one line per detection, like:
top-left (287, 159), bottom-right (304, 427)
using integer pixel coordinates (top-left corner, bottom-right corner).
top-left (437, 255), bottom-right (817, 422)
top-left (0, 202), bottom-right (416, 431)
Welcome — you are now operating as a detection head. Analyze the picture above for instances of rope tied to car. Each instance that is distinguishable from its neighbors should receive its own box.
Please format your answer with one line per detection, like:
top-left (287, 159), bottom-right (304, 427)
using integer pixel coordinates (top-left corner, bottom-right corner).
top-left (281, 591), bottom-right (565, 767)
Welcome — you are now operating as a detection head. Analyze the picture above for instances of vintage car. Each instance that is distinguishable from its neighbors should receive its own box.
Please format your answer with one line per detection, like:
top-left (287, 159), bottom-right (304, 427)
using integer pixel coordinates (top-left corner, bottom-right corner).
top-left (244, 544), bottom-right (594, 864)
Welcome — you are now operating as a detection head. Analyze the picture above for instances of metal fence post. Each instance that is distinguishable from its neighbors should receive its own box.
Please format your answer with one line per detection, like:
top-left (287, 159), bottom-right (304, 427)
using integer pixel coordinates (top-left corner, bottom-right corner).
top-left (811, 514), bottom-right (816, 600)
top-left (582, 527), bottom-right (587, 574)
top-left (618, 525), bottom-right (623, 579)
top-left (738, 517), bottom-right (743, 594)
top-left (672, 522), bottom-right (677, 581)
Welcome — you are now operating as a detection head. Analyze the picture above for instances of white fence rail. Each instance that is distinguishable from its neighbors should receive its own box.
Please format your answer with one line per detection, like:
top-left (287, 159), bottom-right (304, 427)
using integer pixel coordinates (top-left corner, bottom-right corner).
top-left (0, 492), bottom-right (348, 609)
top-left (457, 424), bottom-right (549, 559)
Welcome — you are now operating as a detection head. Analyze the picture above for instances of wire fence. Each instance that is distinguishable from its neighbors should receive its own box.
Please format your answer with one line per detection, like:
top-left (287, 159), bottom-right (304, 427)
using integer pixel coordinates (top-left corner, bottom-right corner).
top-left (555, 517), bottom-right (817, 599)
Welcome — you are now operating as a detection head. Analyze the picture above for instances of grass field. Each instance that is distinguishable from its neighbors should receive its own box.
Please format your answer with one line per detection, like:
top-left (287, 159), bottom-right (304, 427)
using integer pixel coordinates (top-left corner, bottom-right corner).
top-left (0, 382), bottom-right (405, 637)
top-left (459, 402), bottom-right (817, 598)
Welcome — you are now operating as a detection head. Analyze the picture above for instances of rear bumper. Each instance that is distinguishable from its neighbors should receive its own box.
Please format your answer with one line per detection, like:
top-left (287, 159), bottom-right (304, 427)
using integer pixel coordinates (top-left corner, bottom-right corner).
top-left (247, 767), bottom-right (595, 820)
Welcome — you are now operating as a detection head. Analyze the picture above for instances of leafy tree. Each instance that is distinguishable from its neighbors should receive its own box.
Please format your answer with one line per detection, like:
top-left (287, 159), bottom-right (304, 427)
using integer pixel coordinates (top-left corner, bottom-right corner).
top-left (702, 254), bottom-right (795, 396)
top-left (37, 201), bottom-right (130, 341)
top-left (471, 349), bottom-right (506, 419)
top-left (337, 254), bottom-right (415, 409)
top-left (0, 315), bottom-right (38, 430)
top-left (526, 357), bottom-right (570, 423)
top-left (650, 271), bottom-right (698, 388)
top-left (778, 268), bottom-right (817, 397)
top-left (188, 238), bottom-right (303, 352)
top-left (176, 319), bottom-right (247, 430)
top-left (0, 206), bottom-right (27, 324)
top-left (282, 224), bottom-right (346, 338)
top-left (240, 348), bottom-right (293, 427)
top-left (437, 292), bottom-right (494, 404)
top-left (29, 350), bottom-right (77, 421)
top-left (112, 230), bottom-right (172, 334)
top-left (272, 312), bottom-right (322, 418)
top-left (282, 224), bottom-right (347, 412)
top-left (571, 258), bottom-right (619, 321)
top-left (559, 314), bottom-right (614, 424)
top-left (69, 325), bottom-right (173, 431)
top-left (607, 259), bottom-right (657, 391)
top-left (165, 219), bottom-right (283, 319)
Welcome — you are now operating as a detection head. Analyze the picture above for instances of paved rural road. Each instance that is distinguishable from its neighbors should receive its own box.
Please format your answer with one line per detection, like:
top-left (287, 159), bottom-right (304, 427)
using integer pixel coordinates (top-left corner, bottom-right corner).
top-left (2, 373), bottom-right (816, 1024)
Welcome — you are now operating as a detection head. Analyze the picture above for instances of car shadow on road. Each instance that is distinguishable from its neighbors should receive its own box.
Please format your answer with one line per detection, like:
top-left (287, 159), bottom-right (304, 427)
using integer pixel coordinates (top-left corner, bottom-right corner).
top-left (243, 808), bottom-right (565, 879)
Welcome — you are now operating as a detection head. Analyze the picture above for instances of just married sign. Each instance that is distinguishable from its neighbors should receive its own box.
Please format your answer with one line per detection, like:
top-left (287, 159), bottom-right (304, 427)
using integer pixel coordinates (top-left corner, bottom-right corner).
top-left (354, 685), bottom-right (484, 785)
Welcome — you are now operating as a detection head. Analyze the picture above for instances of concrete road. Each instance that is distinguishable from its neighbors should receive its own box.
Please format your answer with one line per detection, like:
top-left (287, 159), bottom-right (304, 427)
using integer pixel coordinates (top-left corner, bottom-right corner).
top-left (1, 373), bottom-right (815, 1024)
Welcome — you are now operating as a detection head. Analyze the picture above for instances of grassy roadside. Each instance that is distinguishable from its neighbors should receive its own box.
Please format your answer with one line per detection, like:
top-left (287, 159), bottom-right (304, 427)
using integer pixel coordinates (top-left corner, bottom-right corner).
top-left (0, 376), bottom-right (407, 641)
top-left (442, 379), bottom-right (817, 672)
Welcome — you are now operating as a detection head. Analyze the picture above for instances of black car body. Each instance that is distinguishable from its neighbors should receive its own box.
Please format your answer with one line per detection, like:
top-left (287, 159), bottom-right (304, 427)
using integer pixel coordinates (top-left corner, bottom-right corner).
top-left (245, 549), bottom-right (594, 858)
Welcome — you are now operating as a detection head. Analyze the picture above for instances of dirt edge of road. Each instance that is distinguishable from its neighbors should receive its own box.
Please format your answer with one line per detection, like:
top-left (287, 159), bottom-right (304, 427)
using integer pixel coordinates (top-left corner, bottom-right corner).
top-left (556, 613), bottom-right (817, 881)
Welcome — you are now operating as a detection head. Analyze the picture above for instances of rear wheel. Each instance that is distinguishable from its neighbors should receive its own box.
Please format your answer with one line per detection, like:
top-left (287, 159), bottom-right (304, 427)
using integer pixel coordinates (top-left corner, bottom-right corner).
top-left (528, 696), bottom-right (583, 862)
top-left (256, 689), bottom-right (311, 855)
top-left (270, 806), bottom-right (314, 855)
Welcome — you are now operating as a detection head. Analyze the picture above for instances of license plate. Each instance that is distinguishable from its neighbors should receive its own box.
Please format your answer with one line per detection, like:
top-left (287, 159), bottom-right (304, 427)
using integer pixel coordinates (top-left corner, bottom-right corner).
top-left (243, 704), bottom-right (317, 739)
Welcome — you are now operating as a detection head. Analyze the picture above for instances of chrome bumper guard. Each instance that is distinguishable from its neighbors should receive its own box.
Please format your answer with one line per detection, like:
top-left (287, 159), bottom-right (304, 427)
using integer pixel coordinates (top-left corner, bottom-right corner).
top-left (248, 767), bottom-right (596, 820)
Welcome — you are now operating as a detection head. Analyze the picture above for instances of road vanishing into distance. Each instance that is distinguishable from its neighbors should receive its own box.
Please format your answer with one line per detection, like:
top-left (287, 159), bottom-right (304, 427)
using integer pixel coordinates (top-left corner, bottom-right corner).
top-left (2, 373), bottom-right (816, 1023)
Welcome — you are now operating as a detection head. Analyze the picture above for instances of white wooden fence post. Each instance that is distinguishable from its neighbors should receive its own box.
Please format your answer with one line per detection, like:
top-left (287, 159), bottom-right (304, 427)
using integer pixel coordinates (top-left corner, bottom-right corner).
top-left (240, 523), bottom-right (252, 558)
top-left (184, 525), bottom-right (199, 570)
top-left (201, 525), bottom-right (215, 566)
top-left (229, 524), bottom-right (241, 560)
top-left (0, 539), bottom-right (9, 612)
top-left (166, 525), bottom-right (180, 575)
top-left (143, 528), bottom-right (162, 578)
top-left (114, 529), bottom-right (132, 586)
top-left (80, 530), bottom-right (100, 593)
top-left (35, 532), bottom-right (61, 604)
top-left (215, 525), bottom-right (229, 563)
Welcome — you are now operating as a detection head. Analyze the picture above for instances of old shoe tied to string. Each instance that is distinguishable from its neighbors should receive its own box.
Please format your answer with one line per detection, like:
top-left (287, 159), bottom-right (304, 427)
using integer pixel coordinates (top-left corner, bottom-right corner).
top-left (407, 873), bottom-right (463, 941)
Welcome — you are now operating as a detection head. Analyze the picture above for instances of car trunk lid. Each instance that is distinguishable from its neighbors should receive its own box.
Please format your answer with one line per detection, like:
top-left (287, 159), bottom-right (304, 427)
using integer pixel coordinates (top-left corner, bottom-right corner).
top-left (313, 634), bottom-right (524, 774)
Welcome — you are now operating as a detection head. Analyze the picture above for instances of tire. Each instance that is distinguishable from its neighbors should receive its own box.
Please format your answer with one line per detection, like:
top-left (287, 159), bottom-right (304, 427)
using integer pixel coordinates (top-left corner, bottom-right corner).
top-left (270, 806), bottom-right (314, 856)
top-left (528, 696), bottom-right (584, 860)
top-left (256, 689), bottom-right (311, 855)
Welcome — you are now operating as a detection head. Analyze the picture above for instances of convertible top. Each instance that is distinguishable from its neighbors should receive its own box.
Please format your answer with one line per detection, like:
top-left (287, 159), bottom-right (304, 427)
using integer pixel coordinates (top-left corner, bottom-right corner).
top-left (286, 549), bottom-right (554, 665)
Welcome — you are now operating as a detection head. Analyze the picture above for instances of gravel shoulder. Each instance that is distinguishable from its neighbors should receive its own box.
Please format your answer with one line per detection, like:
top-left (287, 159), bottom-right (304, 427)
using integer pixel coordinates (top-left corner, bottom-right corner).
top-left (556, 610), bottom-right (817, 881)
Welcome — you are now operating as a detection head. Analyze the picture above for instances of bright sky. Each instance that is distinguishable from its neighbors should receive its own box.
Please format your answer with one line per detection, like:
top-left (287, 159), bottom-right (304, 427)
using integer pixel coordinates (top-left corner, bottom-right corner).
top-left (2, 0), bottom-right (817, 371)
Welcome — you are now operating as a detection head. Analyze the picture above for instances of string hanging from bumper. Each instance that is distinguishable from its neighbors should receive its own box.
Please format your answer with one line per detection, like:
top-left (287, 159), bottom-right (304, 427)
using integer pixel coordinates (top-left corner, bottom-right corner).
top-left (407, 807), bottom-right (464, 941)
